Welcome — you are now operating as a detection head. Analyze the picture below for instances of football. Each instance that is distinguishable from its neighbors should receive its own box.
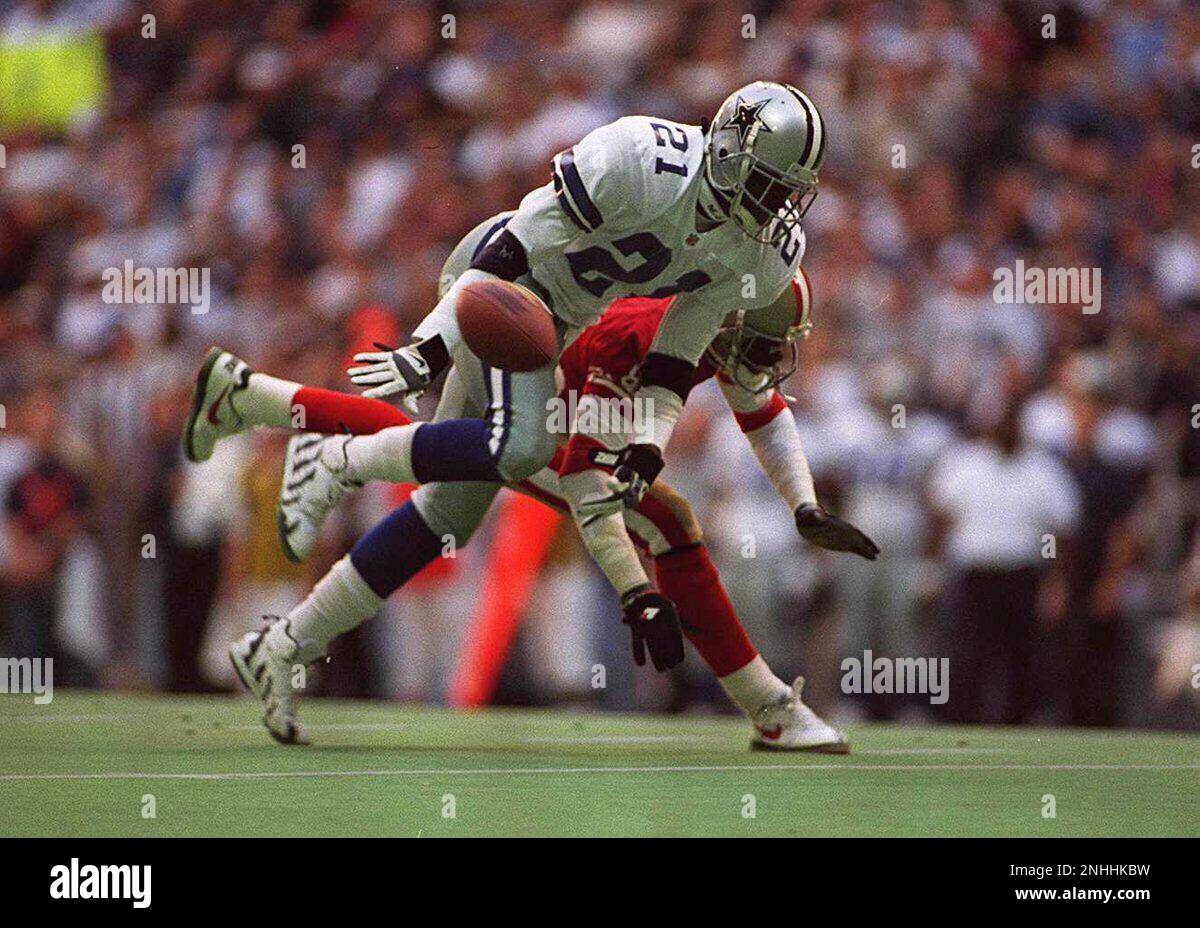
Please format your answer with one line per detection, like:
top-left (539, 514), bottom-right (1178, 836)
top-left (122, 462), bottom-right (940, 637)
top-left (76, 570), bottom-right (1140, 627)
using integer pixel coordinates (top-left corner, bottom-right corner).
top-left (456, 278), bottom-right (558, 371)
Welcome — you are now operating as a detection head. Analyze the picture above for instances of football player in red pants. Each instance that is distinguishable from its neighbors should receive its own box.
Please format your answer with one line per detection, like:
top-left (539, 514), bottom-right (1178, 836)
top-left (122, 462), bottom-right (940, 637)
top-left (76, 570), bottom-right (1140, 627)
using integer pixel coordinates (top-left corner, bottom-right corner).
top-left (185, 269), bottom-right (876, 748)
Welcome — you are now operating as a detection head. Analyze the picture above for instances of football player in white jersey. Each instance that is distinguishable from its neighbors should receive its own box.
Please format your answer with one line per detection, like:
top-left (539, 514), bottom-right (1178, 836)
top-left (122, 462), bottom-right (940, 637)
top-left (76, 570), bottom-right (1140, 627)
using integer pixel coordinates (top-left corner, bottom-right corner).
top-left (187, 81), bottom-right (829, 744)
top-left (333, 80), bottom-right (825, 514)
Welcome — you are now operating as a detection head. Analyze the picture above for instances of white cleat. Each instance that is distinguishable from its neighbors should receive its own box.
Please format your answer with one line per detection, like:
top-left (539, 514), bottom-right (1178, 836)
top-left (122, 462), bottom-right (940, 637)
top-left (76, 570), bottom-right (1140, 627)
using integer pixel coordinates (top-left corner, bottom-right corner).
top-left (183, 347), bottom-right (253, 463)
top-left (228, 617), bottom-right (318, 746)
top-left (276, 433), bottom-right (362, 563)
top-left (750, 677), bottom-right (850, 753)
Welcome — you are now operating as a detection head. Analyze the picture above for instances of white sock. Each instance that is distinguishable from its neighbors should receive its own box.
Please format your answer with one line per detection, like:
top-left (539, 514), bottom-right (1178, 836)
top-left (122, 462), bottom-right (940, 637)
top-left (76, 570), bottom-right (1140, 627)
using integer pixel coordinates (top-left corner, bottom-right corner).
top-left (335, 425), bottom-right (420, 484)
top-left (285, 555), bottom-right (382, 655)
top-left (239, 372), bottom-right (301, 428)
top-left (719, 655), bottom-right (790, 716)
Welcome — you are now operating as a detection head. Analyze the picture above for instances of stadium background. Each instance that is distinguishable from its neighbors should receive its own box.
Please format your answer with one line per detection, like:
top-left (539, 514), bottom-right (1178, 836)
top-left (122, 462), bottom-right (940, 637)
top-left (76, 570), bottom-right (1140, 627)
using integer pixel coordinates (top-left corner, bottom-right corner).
top-left (0, 0), bottom-right (1197, 732)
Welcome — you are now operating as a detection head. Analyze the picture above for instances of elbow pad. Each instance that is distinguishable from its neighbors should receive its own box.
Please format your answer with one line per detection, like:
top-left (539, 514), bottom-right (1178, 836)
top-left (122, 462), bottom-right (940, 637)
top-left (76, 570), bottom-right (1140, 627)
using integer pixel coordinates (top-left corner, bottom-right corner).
top-left (639, 352), bottom-right (696, 403)
top-left (469, 229), bottom-right (530, 281)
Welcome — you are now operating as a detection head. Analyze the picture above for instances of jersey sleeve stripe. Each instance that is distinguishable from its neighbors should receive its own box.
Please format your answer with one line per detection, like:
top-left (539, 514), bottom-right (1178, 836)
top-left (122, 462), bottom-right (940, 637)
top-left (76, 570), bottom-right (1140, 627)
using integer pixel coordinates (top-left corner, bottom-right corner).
top-left (470, 215), bottom-right (513, 261)
top-left (554, 148), bottom-right (603, 231)
top-left (551, 163), bottom-right (590, 232)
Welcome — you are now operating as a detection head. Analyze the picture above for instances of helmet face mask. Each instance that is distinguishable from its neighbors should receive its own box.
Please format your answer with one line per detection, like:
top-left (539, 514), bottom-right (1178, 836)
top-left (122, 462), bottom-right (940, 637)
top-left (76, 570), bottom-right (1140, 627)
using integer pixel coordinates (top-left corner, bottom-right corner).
top-left (727, 156), bottom-right (818, 243)
top-left (705, 322), bottom-right (805, 395)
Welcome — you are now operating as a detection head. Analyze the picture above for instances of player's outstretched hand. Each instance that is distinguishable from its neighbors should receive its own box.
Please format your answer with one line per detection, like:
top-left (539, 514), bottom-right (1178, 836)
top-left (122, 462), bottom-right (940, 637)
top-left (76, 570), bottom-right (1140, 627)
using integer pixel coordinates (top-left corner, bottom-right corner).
top-left (576, 444), bottom-right (665, 526)
top-left (794, 503), bottom-right (880, 560)
top-left (620, 586), bottom-right (685, 672)
top-left (347, 342), bottom-right (431, 412)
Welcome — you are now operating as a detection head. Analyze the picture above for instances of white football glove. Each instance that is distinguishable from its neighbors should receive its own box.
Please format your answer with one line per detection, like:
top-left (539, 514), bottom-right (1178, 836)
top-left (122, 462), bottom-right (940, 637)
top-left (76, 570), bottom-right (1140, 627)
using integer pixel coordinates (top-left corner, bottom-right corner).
top-left (346, 342), bottom-right (431, 413)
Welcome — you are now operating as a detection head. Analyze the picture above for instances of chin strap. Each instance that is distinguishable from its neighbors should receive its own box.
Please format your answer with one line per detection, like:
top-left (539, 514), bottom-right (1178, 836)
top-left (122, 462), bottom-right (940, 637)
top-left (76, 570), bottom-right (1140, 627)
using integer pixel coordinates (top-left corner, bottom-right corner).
top-left (695, 174), bottom-right (730, 226)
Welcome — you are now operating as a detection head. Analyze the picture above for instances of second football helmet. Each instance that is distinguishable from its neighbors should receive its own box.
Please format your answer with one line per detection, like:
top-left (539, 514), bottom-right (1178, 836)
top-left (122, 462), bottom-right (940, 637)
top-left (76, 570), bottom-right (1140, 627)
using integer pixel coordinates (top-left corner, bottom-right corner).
top-left (705, 266), bottom-right (814, 394)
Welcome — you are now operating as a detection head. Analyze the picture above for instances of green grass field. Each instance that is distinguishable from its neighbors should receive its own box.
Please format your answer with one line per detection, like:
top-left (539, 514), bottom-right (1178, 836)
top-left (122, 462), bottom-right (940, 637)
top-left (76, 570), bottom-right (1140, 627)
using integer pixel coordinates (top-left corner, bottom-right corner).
top-left (1, 691), bottom-right (1196, 837)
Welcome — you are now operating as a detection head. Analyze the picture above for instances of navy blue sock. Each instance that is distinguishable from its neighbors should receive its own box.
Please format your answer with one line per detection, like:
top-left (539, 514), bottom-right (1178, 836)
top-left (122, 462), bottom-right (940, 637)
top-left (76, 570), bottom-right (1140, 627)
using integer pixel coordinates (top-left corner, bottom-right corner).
top-left (349, 502), bottom-right (444, 599)
top-left (410, 418), bottom-right (502, 483)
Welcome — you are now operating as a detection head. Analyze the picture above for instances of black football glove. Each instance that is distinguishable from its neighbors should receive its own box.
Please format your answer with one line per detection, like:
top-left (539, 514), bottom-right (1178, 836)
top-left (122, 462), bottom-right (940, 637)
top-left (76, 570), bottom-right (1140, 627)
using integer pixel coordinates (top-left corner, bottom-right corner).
top-left (794, 503), bottom-right (880, 560)
top-left (620, 586), bottom-right (685, 671)
top-left (576, 443), bottom-right (665, 526)
top-left (610, 443), bottom-right (665, 506)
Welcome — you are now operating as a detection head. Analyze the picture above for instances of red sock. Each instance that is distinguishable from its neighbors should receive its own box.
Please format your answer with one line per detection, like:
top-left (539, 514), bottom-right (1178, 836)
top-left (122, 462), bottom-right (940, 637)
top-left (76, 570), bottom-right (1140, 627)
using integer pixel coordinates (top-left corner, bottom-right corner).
top-left (654, 544), bottom-right (757, 677)
top-left (292, 386), bottom-right (410, 435)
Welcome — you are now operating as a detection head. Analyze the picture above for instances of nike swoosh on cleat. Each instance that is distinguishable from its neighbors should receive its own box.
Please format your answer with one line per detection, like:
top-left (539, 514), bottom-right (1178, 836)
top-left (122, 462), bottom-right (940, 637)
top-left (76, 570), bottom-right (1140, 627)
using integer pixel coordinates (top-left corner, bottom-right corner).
top-left (206, 385), bottom-right (231, 425)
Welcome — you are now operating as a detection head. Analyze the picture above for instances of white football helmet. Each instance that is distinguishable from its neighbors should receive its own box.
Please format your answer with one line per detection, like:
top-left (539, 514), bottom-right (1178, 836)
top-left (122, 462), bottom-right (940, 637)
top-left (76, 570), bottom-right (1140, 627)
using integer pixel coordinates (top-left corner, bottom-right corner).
top-left (705, 266), bottom-right (814, 394)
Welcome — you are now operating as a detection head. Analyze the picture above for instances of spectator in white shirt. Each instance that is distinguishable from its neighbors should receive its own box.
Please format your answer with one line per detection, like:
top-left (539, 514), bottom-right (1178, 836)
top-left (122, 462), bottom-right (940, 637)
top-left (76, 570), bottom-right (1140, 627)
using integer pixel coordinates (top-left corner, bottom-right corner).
top-left (927, 404), bottom-right (1081, 723)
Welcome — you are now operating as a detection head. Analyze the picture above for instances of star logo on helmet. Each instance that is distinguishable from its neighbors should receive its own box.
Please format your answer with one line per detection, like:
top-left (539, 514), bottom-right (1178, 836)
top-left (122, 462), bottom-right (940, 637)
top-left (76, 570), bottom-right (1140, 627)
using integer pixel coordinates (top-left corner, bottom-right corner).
top-left (720, 97), bottom-right (772, 148)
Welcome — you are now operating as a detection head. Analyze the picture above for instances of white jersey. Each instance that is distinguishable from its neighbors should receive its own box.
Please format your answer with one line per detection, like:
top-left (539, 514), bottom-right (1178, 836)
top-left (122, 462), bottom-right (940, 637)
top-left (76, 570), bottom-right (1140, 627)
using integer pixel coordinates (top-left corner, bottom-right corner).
top-left (504, 115), bottom-right (805, 365)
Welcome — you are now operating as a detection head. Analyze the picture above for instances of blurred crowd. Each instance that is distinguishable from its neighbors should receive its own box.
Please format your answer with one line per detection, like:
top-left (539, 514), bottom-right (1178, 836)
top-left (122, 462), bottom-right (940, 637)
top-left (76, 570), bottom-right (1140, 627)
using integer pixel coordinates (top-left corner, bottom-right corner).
top-left (1, 0), bottom-right (1198, 728)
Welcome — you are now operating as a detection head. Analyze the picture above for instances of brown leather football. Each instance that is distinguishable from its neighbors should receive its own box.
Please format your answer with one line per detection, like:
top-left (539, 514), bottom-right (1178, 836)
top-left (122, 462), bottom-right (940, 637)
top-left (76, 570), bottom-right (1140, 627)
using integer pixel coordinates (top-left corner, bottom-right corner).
top-left (455, 279), bottom-right (557, 371)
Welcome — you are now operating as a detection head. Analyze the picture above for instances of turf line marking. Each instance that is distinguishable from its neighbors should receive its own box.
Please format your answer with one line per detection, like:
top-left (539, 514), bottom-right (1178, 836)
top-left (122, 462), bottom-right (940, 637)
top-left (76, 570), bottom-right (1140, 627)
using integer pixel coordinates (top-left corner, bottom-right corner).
top-left (521, 735), bottom-right (691, 744)
top-left (0, 762), bottom-right (1195, 782)
top-left (226, 725), bottom-right (691, 738)
top-left (858, 747), bottom-right (1005, 756)
top-left (219, 727), bottom-right (1010, 751)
